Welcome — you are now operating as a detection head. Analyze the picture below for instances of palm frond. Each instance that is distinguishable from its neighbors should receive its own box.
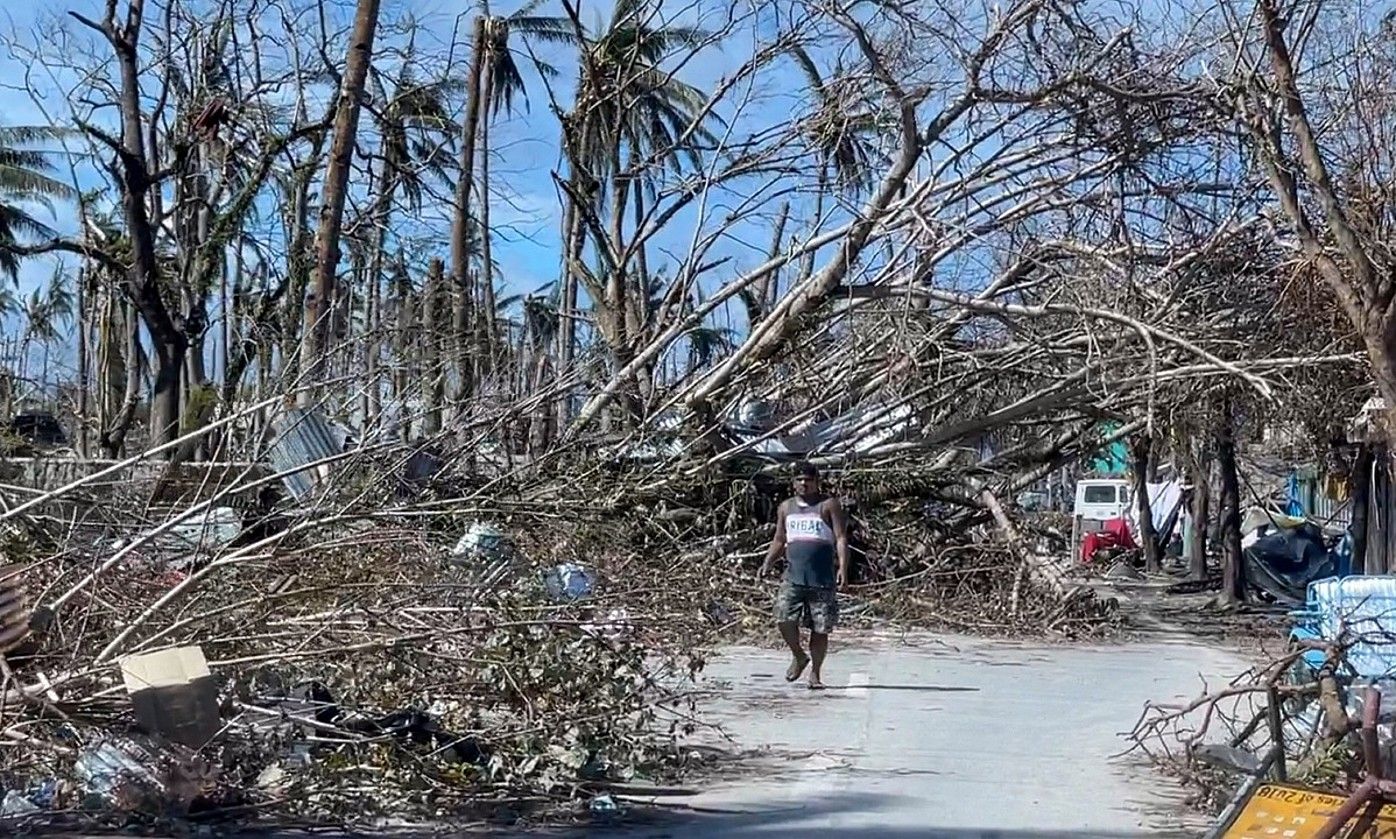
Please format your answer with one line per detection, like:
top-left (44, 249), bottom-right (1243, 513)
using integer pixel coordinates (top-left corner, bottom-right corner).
top-left (512, 0), bottom-right (549, 17)
top-left (0, 125), bottom-right (75, 145)
top-left (0, 160), bottom-right (74, 199)
top-left (491, 50), bottom-right (529, 116)
top-left (646, 24), bottom-right (708, 51)
top-left (0, 251), bottom-right (18, 283)
top-left (0, 205), bottom-right (60, 242)
top-left (611, 0), bottom-right (648, 29)
top-left (508, 15), bottom-right (579, 43)
top-left (532, 58), bottom-right (562, 78)
top-left (786, 45), bottom-right (826, 96)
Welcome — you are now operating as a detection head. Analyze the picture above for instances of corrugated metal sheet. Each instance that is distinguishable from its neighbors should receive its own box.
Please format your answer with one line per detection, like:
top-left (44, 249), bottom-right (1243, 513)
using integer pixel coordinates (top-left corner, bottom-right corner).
top-left (267, 409), bottom-right (347, 500)
top-left (1313, 492), bottom-right (1353, 530)
top-left (1294, 468), bottom-right (1353, 531)
top-left (0, 564), bottom-right (29, 654)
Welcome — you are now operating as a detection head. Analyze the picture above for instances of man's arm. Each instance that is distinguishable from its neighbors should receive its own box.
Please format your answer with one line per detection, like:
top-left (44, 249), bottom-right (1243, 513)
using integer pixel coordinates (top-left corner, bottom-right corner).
top-left (828, 498), bottom-right (850, 588)
top-left (760, 501), bottom-right (788, 576)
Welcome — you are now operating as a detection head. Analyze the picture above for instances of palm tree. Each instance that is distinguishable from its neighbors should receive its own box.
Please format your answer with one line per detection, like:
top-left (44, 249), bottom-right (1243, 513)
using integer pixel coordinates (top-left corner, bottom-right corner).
top-left (559, 0), bottom-right (722, 423)
top-left (785, 46), bottom-right (889, 290)
top-left (19, 270), bottom-right (74, 388)
top-left (361, 60), bottom-right (459, 424)
top-left (685, 324), bottom-right (734, 373)
top-left (75, 207), bottom-right (143, 456)
top-left (0, 125), bottom-right (76, 281)
top-left (787, 46), bottom-right (887, 196)
top-left (420, 257), bottom-right (447, 435)
top-left (0, 283), bottom-right (19, 416)
top-left (572, 0), bottom-right (721, 276)
top-left (671, 285), bottom-right (732, 378)
top-left (519, 284), bottom-right (560, 451)
top-left (304, 0), bottom-right (383, 403)
top-left (451, 2), bottom-right (575, 403)
top-left (571, 0), bottom-right (719, 185)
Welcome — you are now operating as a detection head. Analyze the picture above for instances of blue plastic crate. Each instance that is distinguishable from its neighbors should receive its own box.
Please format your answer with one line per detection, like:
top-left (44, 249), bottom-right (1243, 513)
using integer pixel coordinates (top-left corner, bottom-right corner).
top-left (1290, 576), bottom-right (1396, 678)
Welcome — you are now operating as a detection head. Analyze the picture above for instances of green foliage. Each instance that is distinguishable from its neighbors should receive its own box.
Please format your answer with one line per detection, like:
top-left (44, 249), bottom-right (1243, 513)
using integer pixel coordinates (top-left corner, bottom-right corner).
top-left (468, 578), bottom-right (694, 792)
top-left (1294, 740), bottom-right (1353, 789)
top-left (0, 125), bottom-right (75, 281)
top-left (570, 0), bottom-right (721, 189)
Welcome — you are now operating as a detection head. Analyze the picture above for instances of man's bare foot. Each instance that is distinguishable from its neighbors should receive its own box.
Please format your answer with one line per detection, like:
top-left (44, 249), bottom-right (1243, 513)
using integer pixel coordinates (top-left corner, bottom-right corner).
top-left (807, 673), bottom-right (826, 690)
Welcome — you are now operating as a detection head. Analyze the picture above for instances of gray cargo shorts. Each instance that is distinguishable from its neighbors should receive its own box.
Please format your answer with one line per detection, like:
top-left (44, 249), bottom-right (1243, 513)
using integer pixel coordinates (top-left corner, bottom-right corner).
top-left (773, 580), bottom-right (839, 634)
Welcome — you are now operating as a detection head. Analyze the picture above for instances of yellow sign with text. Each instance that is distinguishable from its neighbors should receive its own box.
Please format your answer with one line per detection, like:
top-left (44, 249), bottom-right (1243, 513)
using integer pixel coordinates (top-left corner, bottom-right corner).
top-left (1223, 784), bottom-right (1396, 838)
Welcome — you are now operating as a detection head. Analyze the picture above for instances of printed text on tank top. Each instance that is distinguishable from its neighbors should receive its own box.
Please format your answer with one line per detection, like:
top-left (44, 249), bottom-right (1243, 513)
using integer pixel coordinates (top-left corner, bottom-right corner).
top-left (785, 499), bottom-right (834, 545)
top-left (783, 497), bottom-right (837, 588)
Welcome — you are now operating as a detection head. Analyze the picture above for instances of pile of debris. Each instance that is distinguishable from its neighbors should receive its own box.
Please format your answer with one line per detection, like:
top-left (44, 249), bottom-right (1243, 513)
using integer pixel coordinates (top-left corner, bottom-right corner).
top-left (0, 410), bottom-right (1121, 831)
top-left (0, 507), bottom-right (714, 831)
top-left (1129, 574), bottom-right (1396, 832)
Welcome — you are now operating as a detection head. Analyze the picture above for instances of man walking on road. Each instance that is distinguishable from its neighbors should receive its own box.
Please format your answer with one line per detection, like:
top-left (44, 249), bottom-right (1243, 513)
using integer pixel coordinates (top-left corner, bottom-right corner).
top-left (760, 461), bottom-right (850, 690)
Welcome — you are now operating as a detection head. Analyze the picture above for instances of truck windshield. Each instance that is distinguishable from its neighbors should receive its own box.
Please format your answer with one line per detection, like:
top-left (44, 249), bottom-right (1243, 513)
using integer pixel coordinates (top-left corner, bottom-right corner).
top-left (1083, 485), bottom-right (1118, 504)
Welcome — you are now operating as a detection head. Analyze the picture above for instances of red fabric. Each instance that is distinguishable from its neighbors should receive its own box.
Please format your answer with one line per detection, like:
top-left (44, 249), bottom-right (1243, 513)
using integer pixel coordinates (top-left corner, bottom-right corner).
top-left (1081, 531), bottom-right (1116, 564)
top-left (1081, 517), bottom-right (1137, 564)
top-left (1104, 516), bottom-right (1136, 546)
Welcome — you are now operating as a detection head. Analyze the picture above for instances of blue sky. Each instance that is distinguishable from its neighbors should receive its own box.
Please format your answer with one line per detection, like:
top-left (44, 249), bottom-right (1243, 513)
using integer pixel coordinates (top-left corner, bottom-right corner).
top-left (0, 0), bottom-right (1185, 388)
top-left (0, 0), bottom-right (822, 373)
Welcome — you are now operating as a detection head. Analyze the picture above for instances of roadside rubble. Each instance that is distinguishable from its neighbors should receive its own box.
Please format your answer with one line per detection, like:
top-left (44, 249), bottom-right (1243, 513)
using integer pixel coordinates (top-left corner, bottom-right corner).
top-left (0, 500), bottom-right (1114, 831)
top-left (0, 510), bottom-right (715, 831)
top-left (1128, 569), bottom-right (1396, 834)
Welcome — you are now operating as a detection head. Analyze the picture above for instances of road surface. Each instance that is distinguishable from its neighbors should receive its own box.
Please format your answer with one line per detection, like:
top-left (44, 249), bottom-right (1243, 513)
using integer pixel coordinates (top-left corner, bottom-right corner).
top-left (602, 631), bottom-right (1249, 838)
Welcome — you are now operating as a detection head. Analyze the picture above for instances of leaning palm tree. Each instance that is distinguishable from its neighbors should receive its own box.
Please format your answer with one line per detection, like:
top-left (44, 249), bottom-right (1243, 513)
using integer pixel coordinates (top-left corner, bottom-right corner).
top-left (303, 0), bottom-right (383, 402)
top-left (0, 125), bottom-right (76, 281)
top-left (451, 1), bottom-right (575, 401)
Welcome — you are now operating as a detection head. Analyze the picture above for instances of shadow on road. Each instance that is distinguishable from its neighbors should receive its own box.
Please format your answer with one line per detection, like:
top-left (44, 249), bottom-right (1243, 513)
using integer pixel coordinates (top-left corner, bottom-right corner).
top-left (580, 792), bottom-right (1190, 839)
top-left (823, 684), bottom-right (980, 693)
top-left (21, 792), bottom-right (1192, 837)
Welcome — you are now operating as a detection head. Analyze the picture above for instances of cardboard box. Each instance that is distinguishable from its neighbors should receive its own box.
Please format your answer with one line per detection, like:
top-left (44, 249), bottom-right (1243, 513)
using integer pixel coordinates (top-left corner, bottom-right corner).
top-left (119, 646), bottom-right (221, 748)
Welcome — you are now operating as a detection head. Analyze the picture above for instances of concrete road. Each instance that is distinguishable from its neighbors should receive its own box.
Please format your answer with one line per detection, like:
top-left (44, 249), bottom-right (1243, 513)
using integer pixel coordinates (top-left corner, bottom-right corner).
top-left (604, 631), bottom-right (1250, 839)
